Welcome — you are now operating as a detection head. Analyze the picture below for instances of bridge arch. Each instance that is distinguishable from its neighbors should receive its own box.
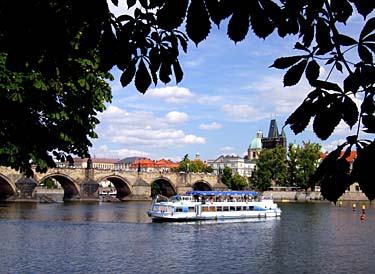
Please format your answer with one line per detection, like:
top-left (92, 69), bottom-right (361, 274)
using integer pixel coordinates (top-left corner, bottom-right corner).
top-left (39, 173), bottom-right (80, 201)
top-left (151, 177), bottom-right (176, 197)
top-left (0, 174), bottom-right (16, 200)
top-left (192, 180), bottom-right (213, 191)
top-left (97, 175), bottom-right (132, 199)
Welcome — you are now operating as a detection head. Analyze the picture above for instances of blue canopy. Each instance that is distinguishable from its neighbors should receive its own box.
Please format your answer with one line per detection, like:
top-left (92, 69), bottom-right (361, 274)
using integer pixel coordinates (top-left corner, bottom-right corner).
top-left (186, 190), bottom-right (257, 196)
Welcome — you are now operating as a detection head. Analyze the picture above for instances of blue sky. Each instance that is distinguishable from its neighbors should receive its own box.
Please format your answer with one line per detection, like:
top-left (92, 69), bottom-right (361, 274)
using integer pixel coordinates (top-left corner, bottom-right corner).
top-left (89, 3), bottom-right (366, 162)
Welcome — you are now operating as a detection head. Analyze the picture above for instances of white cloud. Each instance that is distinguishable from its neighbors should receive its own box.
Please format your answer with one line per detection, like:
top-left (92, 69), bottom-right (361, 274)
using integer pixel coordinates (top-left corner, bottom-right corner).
top-left (89, 145), bottom-right (149, 159)
top-left (220, 146), bottom-right (234, 151)
top-left (147, 86), bottom-right (194, 103)
top-left (95, 105), bottom-right (205, 149)
top-left (166, 111), bottom-right (189, 124)
top-left (221, 104), bottom-right (268, 122)
top-left (199, 122), bottom-right (223, 130)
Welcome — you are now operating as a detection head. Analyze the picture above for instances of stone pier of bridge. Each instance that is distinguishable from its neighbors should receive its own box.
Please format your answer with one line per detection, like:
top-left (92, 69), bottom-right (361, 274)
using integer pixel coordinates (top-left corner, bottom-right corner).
top-left (0, 166), bottom-right (226, 202)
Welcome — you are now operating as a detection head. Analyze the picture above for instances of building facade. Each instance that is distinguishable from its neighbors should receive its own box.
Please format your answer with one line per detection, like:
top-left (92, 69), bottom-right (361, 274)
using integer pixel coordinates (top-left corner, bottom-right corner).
top-left (207, 155), bottom-right (256, 177)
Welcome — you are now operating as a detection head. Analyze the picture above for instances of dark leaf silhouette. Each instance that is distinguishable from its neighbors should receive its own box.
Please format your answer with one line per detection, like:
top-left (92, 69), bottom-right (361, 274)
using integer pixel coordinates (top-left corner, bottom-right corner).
top-left (157, 0), bottom-right (189, 31)
top-left (305, 60), bottom-right (320, 84)
top-left (342, 96), bottom-right (359, 128)
top-left (358, 44), bottom-right (373, 63)
top-left (360, 16), bottom-right (375, 40)
top-left (331, 0), bottom-right (353, 23)
top-left (204, 0), bottom-right (222, 26)
top-left (135, 59), bottom-right (152, 94)
top-left (120, 60), bottom-right (137, 87)
top-left (362, 114), bottom-right (375, 133)
top-left (313, 97), bottom-right (342, 140)
top-left (337, 34), bottom-right (357, 46)
top-left (285, 99), bottom-right (315, 134)
top-left (186, 0), bottom-right (211, 45)
top-left (172, 59), bottom-right (183, 83)
top-left (283, 60), bottom-right (307, 86)
top-left (350, 0), bottom-right (375, 18)
top-left (249, 1), bottom-right (275, 39)
top-left (228, 9), bottom-right (250, 43)
top-left (352, 142), bottom-right (375, 201)
top-left (308, 144), bottom-right (349, 203)
top-left (316, 18), bottom-right (334, 54)
top-left (270, 56), bottom-right (305, 69)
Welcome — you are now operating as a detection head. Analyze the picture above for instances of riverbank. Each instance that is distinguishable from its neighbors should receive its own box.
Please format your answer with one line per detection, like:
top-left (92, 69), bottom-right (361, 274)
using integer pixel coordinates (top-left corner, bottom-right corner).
top-left (262, 190), bottom-right (368, 202)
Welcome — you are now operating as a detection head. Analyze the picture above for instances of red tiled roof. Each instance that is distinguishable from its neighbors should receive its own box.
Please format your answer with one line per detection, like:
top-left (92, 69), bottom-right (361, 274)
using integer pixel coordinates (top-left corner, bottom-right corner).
top-left (321, 151), bottom-right (357, 163)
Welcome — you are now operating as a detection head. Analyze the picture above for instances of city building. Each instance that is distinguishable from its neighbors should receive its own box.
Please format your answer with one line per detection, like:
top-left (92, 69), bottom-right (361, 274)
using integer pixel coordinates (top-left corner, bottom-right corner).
top-left (114, 157), bottom-right (145, 170)
top-left (207, 155), bottom-right (256, 177)
top-left (248, 130), bottom-right (263, 161)
top-left (261, 119), bottom-right (287, 150)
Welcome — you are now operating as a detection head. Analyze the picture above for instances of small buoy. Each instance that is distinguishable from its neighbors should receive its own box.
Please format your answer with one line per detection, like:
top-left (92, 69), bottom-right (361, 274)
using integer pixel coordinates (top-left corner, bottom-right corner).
top-left (360, 214), bottom-right (366, 221)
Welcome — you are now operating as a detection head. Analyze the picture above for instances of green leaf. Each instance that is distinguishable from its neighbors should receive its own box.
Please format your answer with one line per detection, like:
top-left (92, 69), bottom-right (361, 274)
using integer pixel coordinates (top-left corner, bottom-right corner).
top-left (135, 59), bottom-right (152, 94)
top-left (283, 60), bottom-right (307, 87)
top-left (270, 56), bottom-right (304, 69)
top-left (186, 0), bottom-right (211, 46)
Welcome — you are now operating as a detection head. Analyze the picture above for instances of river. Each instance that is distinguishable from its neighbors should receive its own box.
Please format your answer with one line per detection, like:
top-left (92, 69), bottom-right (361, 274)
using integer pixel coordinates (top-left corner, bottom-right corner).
top-left (0, 201), bottom-right (374, 274)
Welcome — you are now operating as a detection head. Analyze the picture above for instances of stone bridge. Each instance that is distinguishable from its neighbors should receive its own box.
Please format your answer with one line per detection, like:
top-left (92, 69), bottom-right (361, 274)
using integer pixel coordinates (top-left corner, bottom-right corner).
top-left (0, 166), bottom-right (226, 202)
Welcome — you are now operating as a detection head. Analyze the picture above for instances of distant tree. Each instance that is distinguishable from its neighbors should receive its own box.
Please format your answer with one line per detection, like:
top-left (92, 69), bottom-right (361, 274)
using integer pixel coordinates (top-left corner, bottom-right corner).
top-left (252, 146), bottom-right (287, 190)
top-left (221, 166), bottom-right (232, 189)
top-left (287, 142), bottom-right (322, 190)
top-left (231, 174), bottom-right (248, 190)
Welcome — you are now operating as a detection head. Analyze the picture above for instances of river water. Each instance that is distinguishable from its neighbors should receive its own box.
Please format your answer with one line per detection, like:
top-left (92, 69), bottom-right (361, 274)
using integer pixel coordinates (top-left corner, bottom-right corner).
top-left (0, 201), bottom-right (374, 274)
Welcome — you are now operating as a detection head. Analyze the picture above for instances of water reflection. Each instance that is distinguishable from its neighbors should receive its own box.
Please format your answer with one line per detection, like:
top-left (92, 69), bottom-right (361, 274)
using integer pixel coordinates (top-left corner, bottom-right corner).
top-left (0, 201), bottom-right (374, 274)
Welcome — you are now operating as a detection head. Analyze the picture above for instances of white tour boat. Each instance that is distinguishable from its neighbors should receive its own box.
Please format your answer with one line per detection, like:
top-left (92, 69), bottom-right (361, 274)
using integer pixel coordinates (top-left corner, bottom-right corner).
top-left (147, 190), bottom-right (281, 222)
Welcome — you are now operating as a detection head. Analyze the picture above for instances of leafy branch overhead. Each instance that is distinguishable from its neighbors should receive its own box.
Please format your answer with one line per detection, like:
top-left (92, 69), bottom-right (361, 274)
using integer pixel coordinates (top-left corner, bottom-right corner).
top-left (1, 0), bottom-right (375, 202)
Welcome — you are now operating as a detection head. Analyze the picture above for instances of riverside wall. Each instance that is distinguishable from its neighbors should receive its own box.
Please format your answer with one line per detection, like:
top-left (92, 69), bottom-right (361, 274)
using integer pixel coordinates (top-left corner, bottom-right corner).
top-left (262, 190), bottom-right (368, 202)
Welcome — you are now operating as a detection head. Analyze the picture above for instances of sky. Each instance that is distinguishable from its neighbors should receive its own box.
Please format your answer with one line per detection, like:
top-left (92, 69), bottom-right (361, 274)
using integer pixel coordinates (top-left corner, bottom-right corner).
top-left (88, 2), bottom-right (367, 162)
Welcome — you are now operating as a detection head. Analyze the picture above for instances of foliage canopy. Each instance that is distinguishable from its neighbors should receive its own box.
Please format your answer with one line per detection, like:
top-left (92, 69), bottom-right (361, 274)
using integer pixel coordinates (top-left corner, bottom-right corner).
top-left (1, 0), bottom-right (375, 201)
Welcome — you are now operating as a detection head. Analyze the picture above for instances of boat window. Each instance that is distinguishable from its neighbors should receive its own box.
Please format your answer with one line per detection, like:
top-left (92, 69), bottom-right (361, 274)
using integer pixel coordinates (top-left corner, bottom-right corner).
top-left (202, 206), bottom-right (209, 212)
top-left (236, 206), bottom-right (242, 211)
top-left (188, 207), bottom-right (195, 212)
top-left (216, 206), bottom-right (223, 211)
top-left (230, 206), bottom-right (236, 211)
top-left (209, 206), bottom-right (215, 212)
top-left (223, 206), bottom-right (229, 211)
top-left (242, 206), bottom-right (247, 211)
top-left (175, 207), bottom-right (183, 212)
top-left (249, 206), bottom-right (254, 211)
